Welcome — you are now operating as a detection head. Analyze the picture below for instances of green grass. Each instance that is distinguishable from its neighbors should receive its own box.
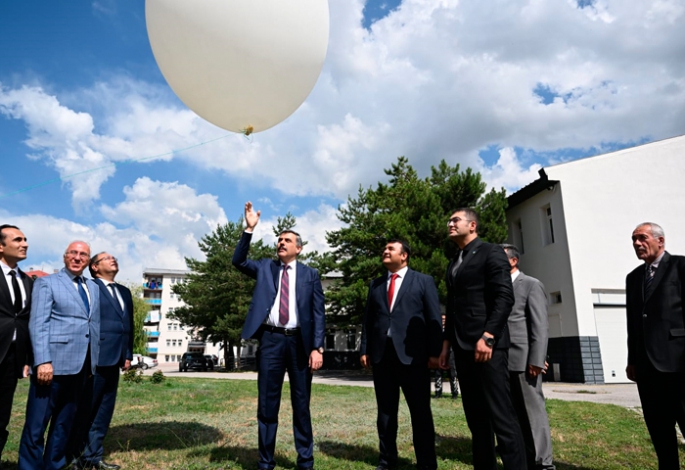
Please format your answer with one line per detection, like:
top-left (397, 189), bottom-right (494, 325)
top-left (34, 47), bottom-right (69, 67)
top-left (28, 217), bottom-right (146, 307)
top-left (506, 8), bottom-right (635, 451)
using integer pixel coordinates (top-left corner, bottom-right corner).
top-left (1, 377), bottom-right (676, 469)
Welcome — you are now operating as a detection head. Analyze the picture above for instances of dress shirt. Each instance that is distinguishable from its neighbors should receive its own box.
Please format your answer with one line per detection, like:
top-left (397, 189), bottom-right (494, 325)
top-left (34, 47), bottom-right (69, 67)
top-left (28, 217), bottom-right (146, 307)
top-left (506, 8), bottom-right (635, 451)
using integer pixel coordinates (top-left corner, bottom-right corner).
top-left (1, 261), bottom-right (27, 341)
top-left (65, 270), bottom-right (91, 306)
top-left (386, 266), bottom-right (408, 312)
top-left (511, 270), bottom-right (521, 282)
top-left (266, 260), bottom-right (299, 328)
top-left (646, 251), bottom-right (666, 271)
top-left (102, 279), bottom-right (125, 312)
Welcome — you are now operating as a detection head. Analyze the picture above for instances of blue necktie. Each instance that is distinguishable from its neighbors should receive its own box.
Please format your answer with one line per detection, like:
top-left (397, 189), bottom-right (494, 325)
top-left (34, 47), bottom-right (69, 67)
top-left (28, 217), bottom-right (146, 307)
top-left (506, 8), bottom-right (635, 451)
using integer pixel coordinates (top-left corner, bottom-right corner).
top-left (77, 276), bottom-right (90, 315)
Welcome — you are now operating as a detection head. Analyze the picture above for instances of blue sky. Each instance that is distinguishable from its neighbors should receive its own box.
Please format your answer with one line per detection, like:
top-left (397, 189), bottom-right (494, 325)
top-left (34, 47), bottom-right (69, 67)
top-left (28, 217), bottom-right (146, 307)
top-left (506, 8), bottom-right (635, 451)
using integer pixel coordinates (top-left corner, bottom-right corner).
top-left (1, 0), bottom-right (684, 280)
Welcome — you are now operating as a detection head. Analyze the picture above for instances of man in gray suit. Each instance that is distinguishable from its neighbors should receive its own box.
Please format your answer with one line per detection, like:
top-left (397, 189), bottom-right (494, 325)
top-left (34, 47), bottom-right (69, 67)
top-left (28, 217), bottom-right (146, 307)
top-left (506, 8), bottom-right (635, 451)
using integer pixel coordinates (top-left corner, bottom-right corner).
top-left (502, 244), bottom-right (555, 470)
top-left (18, 241), bottom-right (100, 470)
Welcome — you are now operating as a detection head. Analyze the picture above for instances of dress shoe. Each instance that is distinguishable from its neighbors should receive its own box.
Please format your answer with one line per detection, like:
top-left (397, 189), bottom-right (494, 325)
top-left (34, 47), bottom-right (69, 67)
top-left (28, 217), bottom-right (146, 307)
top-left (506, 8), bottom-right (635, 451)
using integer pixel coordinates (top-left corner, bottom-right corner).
top-left (93, 461), bottom-right (121, 470)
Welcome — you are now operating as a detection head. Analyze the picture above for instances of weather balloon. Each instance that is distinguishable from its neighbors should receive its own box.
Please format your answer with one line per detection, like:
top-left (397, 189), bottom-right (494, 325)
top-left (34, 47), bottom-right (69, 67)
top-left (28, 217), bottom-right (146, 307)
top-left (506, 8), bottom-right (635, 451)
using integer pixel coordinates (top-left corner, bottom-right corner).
top-left (146, 0), bottom-right (329, 134)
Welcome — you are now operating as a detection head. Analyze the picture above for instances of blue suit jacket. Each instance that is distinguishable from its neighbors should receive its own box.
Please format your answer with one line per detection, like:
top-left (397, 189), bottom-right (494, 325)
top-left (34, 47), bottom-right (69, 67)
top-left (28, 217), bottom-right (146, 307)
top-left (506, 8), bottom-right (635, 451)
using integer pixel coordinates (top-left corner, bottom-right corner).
top-left (95, 279), bottom-right (134, 368)
top-left (360, 268), bottom-right (443, 365)
top-left (29, 268), bottom-right (100, 375)
top-left (232, 231), bottom-right (325, 353)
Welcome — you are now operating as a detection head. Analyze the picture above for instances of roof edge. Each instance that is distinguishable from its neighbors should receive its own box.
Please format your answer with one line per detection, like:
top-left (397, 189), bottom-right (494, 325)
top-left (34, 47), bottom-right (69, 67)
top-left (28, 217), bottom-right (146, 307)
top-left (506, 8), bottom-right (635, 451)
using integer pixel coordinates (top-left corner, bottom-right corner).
top-left (507, 168), bottom-right (559, 210)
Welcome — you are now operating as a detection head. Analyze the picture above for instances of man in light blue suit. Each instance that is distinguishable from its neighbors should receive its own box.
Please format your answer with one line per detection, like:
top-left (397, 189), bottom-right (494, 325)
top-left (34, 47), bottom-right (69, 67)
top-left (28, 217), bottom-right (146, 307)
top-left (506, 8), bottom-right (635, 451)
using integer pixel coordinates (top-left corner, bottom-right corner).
top-left (18, 241), bottom-right (100, 470)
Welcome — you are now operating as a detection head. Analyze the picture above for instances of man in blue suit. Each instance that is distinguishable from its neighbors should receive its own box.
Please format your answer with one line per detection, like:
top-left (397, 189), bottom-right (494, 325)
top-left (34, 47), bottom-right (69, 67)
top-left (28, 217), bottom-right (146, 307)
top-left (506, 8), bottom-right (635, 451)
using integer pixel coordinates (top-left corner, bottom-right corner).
top-left (232, 201), bottom-right (325, 470)
top-left (18, 241), bottom-right (100, 470)
top-left (68, 252), bottom-right (133, 470)
top-left (360, 240), bottom-right (443, 470)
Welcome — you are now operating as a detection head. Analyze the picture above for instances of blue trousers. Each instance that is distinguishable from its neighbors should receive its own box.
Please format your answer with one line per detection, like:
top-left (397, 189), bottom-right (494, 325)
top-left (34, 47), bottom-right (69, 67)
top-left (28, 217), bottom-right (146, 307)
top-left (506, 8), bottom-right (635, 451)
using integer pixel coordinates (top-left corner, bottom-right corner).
top-left (256, 329), bottom-right (314, 469)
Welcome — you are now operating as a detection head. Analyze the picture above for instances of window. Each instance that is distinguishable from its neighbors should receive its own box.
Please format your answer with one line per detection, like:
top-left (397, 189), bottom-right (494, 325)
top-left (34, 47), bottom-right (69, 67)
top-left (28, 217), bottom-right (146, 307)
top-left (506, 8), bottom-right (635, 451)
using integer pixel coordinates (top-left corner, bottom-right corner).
top-left (172, 339), bottom-right (177, 347)
top-left (550, 291), bottom-right (562, 304)
top-left (513, 219), bottom-right (525, 254)
top-left (173, 323), bottom-right (178, 331)
top-left (541, 204), bottom-right (555, 246)
top-left (166, 339), bottom-right (171, 347)
top-left (325, 333), bottom-right (335, 350)
top-left (346, 329), bottom-right (356, 350)
top-left (167, 323), bottom-right (172, 331)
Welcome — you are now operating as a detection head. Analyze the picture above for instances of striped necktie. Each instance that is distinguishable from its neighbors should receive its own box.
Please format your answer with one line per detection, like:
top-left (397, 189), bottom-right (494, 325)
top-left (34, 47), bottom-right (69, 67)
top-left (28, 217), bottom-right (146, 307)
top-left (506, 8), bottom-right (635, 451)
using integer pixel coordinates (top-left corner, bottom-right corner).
top-left (644, 264), bottom-right (655, 297)
top-left (279, 265), bottom-right (290, 325)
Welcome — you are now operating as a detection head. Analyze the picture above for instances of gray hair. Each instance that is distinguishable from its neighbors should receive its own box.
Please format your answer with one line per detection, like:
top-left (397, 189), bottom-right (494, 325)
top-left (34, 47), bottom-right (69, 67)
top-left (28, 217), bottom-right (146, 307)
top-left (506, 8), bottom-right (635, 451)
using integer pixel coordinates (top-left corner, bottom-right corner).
top-left (636, 222), bottom-right (665, 239)
top-left (501, 244), bottom-right (520, 266)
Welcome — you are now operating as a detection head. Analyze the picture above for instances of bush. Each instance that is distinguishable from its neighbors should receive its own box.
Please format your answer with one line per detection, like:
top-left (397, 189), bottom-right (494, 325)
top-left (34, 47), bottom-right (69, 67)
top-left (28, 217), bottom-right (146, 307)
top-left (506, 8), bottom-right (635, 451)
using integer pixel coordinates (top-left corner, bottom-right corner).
top-left (150, 370), bottom-right (166, 384)
top-left (122, 369), bottom-right (143, 384)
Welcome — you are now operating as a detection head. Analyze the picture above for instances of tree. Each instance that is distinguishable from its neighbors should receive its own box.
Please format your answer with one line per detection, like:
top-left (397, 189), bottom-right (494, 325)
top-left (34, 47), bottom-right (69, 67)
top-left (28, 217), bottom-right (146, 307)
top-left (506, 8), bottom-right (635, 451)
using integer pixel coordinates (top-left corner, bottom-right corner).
top-left (127, 284), bottom-right (149, 355)
top-left (325, 156), bottom-right (508, 325)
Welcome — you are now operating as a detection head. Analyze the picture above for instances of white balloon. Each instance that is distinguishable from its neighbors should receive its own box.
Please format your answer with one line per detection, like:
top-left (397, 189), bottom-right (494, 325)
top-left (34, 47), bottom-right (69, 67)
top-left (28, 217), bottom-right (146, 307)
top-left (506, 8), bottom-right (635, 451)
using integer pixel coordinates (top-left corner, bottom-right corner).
top-left (146, 0), bottom-right (329, 134)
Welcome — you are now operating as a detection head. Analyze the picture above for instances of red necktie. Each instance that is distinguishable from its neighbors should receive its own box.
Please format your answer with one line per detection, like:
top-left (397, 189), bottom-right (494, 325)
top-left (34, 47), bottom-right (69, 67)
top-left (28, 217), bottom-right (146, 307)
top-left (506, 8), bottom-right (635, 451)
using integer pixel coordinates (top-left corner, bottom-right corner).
top-left (387, 273), bottom-right (399, 310)
top-left (279, 265), bottom-right (290, 325)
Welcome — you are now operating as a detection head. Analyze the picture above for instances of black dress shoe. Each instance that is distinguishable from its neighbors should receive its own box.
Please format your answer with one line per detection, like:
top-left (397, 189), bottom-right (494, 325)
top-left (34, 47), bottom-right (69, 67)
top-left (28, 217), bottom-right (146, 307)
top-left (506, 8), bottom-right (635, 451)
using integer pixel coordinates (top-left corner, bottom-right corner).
top-left (94, 462), bottom-right (121, 470)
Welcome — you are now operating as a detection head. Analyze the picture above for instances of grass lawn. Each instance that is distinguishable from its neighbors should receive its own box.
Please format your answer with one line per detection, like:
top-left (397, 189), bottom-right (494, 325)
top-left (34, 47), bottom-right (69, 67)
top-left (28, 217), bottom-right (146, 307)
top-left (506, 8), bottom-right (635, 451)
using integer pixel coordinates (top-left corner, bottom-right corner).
top-left (1, 376), bottom-right (675, 469)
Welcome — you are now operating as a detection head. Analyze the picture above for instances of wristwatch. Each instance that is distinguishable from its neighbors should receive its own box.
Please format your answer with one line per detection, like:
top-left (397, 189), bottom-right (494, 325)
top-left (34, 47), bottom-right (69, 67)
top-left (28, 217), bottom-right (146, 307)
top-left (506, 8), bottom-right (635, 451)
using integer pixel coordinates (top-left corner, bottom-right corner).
top-left (481, 335), bottom-right (495, 348)
top-left (317, 347), bottom-right (324, 354)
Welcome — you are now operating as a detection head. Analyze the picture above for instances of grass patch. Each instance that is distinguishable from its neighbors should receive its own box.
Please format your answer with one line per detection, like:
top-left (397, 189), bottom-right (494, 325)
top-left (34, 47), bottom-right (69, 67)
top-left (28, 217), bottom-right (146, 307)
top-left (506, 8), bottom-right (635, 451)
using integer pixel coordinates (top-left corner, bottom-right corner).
top-left (1, 378), bottom-right (677, 469)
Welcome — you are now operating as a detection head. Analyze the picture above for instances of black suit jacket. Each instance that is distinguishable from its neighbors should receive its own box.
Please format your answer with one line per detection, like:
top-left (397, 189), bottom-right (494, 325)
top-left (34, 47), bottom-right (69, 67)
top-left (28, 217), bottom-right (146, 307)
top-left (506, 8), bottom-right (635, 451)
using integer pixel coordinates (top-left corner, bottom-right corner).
top-left (0, 267), bottom-right (33, 376)
top-left (360, 268), bottom-right (443, 366)
top-left (626, 252), bottom-right (685, 374)
top-left (95, 279), bottom-right (134, 368)
top-left (445, 238), bottom-right (515, 350)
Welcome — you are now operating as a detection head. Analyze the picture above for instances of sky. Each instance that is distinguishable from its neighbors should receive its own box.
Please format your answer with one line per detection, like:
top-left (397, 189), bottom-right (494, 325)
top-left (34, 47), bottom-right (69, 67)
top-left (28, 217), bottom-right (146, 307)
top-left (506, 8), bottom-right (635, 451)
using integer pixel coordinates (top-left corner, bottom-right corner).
top-left (1, 0), bottom-right (684, 281)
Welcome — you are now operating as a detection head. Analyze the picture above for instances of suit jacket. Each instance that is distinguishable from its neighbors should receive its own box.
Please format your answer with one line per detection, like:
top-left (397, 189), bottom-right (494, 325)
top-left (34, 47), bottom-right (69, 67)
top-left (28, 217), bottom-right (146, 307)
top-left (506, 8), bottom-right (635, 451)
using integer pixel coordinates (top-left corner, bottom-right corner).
top-left (232, 231), bottom-right (325, 354)
top-left (29, 268), bottom-right (100, 375)
top-left (508, 272), bottom-right (548, 372)
top-left (0, 266), bottom-right (33, 377)
top-left (95, 279), bottom-right (134, 368)
top-left (360, 268), bottom-right (443, 366)
top-left (445, 237), bottom-right (515, 350)
top-left (626, 252), bottom-right (685, 374)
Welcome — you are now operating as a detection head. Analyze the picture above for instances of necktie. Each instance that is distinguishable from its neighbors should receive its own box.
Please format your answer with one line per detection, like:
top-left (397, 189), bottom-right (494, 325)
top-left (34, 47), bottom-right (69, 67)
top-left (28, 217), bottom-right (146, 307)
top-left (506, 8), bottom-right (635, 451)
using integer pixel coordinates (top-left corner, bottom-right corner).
top-left (279, 265), bottom-right (290, 325)
top-left (77, 276), bottom-right (90, 314)
top-left (451, 250), bottom-right (464, 278)
top-left (9, 270), bottom-right (22, 313)
top-left (387, 273), bottom-right (399, 310)
top-left (644, 264), bottom-right (655, 297)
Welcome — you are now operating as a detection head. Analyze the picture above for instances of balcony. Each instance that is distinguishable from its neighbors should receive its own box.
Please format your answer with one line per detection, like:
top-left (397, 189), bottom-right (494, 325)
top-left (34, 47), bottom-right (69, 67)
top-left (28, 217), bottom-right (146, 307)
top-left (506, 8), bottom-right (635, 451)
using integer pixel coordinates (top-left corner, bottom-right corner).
top-left (144, 282), bottom-right (163, 290)
top-left (144, 299), bottom-right (162, 305)
top-left (146, 331), bottom-right (160, 337)
top-left (147, 346), bottom-right (158, 353)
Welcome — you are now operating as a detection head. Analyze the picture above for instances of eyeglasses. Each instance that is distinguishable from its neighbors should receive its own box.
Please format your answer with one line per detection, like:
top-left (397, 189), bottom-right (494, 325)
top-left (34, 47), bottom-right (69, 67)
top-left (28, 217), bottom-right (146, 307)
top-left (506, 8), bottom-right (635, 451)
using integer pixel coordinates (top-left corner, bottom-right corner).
top-left (94, 256), bottom-right (117, 265)
top-left (447, 217), bottom-right (472, 227)
top-left (65, 250), bottom-right (90, 259)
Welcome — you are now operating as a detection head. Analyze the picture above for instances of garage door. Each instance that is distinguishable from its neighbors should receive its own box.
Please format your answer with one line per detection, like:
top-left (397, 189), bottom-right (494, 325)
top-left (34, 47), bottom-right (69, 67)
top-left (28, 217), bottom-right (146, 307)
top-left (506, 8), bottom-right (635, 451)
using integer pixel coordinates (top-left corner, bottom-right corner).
top-left (594, 306), bottom-right (629, 383)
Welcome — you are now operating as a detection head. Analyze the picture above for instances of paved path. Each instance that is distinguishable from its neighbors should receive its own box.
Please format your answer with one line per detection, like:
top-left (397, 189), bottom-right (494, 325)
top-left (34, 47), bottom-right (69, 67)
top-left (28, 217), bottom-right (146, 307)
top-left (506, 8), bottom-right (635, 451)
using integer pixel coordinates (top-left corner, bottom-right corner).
top-left (147, 363), bottom-right (642, 409)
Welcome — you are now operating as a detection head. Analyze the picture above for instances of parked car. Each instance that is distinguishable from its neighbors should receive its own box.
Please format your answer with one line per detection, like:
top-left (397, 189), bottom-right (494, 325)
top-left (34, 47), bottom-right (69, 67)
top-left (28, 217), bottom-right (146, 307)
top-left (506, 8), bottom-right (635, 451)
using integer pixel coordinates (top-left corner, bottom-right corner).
top-left (204, 355), bottom-right (217, 370)
top-left (179, 352), bottom-right (209, 372)
top-left (131, 354), bottom-right (158, 370)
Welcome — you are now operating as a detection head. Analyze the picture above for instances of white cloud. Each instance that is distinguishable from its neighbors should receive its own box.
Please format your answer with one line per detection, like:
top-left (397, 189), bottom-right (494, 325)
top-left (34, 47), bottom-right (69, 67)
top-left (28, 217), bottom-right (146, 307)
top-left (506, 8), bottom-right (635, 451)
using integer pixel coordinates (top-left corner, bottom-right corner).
top-left (480, 147), bottom-right (542, 193)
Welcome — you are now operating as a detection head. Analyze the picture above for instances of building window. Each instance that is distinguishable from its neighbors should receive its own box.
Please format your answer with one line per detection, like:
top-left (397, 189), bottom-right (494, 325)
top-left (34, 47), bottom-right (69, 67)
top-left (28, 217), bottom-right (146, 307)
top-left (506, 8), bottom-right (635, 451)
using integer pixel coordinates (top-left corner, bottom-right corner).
top-left (514, 219), bottom-right (525, 254)
top-left (325, 333), bottom-right (335, 350)
top-left (550, 291), bottom-right (562, 304)
top-left (541, 204), bottom-right (555, 246)
top-left (165, 355), bottom-right (169, 362)
top-left (166, 339), bottom-right (171, 347)
top-left (167, 323), bottom-right (172, 331)
top-left (346, 329), bottom-right (356, 350)
top-left (173, 323), bottom-right (178, 331)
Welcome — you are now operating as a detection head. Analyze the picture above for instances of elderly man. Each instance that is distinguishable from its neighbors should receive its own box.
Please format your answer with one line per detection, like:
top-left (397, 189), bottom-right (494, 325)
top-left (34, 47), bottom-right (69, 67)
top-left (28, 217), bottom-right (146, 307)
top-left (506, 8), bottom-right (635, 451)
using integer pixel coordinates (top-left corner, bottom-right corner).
top-left (232, 202), bottom-right (325, 470)
top-left (626, 222), bottom-right (685, 469)
top-left (18, 241), bottom-right (100, 470)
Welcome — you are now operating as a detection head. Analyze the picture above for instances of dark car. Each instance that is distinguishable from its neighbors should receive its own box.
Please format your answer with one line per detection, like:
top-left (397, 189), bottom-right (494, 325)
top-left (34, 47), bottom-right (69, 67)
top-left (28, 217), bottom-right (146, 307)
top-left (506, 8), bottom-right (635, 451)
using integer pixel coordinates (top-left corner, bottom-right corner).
top-left (179, 352), bottom-right (209, 372)
top-left (204, 355), bottom-right (217, 370)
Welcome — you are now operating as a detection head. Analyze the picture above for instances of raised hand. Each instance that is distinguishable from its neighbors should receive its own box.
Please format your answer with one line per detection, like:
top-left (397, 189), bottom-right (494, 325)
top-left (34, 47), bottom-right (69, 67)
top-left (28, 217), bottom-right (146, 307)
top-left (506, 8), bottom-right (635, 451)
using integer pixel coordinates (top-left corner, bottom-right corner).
top-left (244, 201), bottom-right (261, 231)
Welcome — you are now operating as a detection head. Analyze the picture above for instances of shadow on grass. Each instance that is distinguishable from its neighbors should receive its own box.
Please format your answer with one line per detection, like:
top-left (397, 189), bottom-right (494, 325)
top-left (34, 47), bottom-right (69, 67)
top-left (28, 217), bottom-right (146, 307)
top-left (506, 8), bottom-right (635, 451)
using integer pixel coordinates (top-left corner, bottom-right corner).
top-left (317, 440), bottom-right (412, 468)
top-left (105, 421), bottom-right (223, 453)
top-left (198, 445), bottom-right (294, 470)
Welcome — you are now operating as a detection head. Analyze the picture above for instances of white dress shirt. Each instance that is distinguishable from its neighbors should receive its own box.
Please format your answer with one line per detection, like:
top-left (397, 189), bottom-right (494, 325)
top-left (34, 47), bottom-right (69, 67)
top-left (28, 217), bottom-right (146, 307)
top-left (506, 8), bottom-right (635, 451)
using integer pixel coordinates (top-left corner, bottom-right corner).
top-left (1, 261), bottom-right (27, 341)
top-left (266, 260), bottom-right (299, 328)
top-left (102, 279), bottom-right (125, 312)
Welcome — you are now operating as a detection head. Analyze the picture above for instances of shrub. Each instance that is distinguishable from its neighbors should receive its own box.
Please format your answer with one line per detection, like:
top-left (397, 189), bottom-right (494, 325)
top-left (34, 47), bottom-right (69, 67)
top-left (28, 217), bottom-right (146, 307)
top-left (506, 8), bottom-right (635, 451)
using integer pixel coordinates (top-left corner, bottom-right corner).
top-left (122, 368), bottom-right (143, 384)
top-left (150, 370), bottom-right (166, 384)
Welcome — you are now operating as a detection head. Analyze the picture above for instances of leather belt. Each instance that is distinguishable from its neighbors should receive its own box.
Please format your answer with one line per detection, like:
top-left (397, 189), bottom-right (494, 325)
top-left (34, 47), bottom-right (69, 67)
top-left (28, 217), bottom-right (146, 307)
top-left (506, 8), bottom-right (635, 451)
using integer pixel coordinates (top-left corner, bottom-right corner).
top-left (261, 325), bottom-right (300, 336)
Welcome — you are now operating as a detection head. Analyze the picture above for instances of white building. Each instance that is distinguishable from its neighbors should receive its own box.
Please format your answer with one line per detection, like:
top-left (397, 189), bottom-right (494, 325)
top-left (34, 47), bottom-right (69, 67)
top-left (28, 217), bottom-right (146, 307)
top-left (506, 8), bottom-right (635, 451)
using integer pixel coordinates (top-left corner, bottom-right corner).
top-left (142, 267), bottom-right (221, 364)
top-left (505, 134), bottom-right (685, 383)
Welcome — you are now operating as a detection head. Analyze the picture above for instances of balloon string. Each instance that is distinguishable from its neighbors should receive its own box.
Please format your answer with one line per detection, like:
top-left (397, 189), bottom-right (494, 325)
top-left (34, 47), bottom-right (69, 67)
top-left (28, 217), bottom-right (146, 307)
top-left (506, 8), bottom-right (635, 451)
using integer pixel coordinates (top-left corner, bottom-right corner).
top-left (0, 133), bottom-right (232, 200)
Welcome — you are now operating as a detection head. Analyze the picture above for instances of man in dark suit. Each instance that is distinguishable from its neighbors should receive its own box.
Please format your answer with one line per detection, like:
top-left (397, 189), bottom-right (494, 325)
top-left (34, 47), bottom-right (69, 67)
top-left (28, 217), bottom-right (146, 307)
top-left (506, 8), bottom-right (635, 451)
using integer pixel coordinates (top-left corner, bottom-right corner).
top-left (232, 201), bottom-right (325, 470)
top-left (502, 244), bottom-right (555, 470)
top-left (360, 240), bottom-right (442, 470)
top-left (68, 252), bottom-right (133, 470)
top-left (440, 208), bottom-right (525, 470)
top-left (0, 225), bottom-right (32, 465)
top-left (18, 241), bottom-right (100, 470)
top-left (626, 222), bottom-right (685, 469)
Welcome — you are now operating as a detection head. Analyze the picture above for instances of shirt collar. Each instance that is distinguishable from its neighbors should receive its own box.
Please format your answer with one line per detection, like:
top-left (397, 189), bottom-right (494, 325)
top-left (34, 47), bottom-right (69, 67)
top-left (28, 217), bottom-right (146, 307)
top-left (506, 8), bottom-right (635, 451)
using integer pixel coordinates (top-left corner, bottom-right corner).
top-left (0, 261), bottom-right (16, 276)
top-left (388, 266), bottom-right (409, 278)
top-left (647, 251), bottom-right (666, 269)
top-left (511, 270), bottom-right (521, 282)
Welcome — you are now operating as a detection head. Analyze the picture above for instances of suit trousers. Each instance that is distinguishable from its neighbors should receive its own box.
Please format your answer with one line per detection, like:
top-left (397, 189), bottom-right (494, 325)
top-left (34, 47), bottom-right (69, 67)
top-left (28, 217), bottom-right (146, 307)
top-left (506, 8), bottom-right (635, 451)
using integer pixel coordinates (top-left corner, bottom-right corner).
top-left (453, 345), bottom-right (525, 470)
top-left (636, 361), bottom-right (685, 470)
top-left (509, 371), bottom-right (555, 469)
top-left (0, 343), bottom-right (19, 459)
top-left (256, 329), bottom-right (314, 470)
top-left (67, 365), bottom-right (120, 465)
top-left (372, 341), bottom-right (437, 470)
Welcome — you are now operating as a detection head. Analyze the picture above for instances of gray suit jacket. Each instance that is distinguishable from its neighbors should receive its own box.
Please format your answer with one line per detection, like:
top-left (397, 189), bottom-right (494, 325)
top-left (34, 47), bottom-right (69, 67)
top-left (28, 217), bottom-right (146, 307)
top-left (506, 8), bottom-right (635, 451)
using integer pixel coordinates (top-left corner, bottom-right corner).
top-left (507, 271), bottom-right (548, 372)
top-left (30, 268), bottom-right (100, 375)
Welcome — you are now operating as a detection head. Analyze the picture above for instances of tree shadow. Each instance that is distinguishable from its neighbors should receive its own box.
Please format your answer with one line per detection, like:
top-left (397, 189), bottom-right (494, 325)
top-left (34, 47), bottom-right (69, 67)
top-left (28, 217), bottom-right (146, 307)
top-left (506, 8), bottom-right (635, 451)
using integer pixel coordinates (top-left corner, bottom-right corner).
top-left (317, 440), bottom-right (414, 468)
top-left (104, 421), bottom-right (223, 454)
